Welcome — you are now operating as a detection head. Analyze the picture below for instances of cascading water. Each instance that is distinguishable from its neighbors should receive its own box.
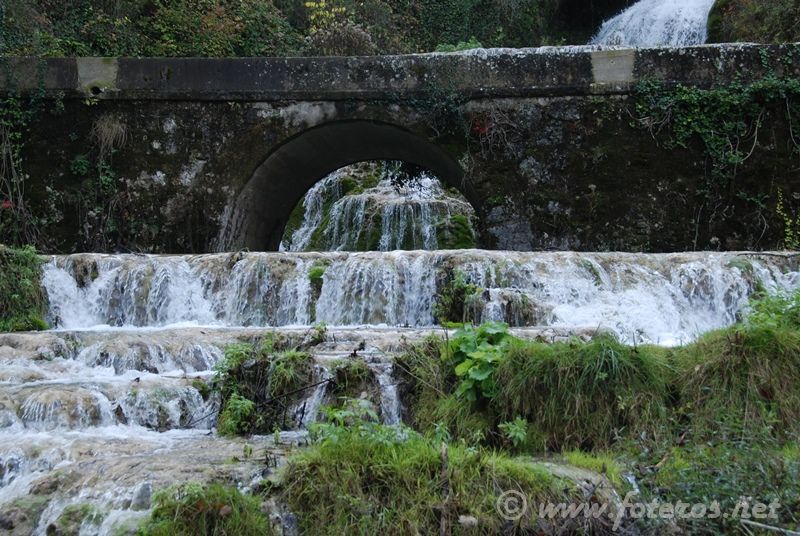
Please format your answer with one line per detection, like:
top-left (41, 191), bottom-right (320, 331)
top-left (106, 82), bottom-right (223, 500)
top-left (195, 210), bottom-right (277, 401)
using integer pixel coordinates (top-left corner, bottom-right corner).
top-left (39, 251), bottom-right (799, 345)
top-left (4, 251), bottom-right (800, 531)
top-left (590, 0), bottom-right (716, 47)
top-left (280, 163), bottom-right (476, 252)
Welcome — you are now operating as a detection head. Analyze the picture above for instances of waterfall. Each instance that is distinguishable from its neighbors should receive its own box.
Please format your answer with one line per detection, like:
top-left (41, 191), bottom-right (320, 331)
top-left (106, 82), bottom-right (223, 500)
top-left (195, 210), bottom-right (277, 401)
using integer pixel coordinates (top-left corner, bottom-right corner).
top-left (281, 165), bottom-right (476, 252)
top-left (590, 0), bottom-right (716, 47)
top-left (5, 249), bottom-right (800, 531)
top-left (41, 251), bottom-right (800, 345)
top-left (280, 172), bottom-right (344, 252)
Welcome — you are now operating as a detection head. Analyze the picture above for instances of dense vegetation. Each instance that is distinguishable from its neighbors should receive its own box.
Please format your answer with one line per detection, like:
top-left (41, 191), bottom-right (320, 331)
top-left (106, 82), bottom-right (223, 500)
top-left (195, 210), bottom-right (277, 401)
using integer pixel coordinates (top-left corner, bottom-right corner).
top-left (0, 0), bottom-right (564, 57)
top-left (708, 0), bottom-right (800, 44)
top-left (0, 245), bottom-right (47, 331)
top-left (397, 291), bottom-right (800, 533)
top-left (3, 0), bottom-right (798, 60)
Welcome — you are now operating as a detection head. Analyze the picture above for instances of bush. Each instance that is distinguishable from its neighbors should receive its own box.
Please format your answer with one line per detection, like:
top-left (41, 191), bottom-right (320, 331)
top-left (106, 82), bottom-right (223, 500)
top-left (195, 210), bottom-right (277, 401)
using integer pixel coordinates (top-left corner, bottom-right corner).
top-left (675, 325), bottom-right (800, 439)
top-left (138, 482), bottom-right (274, 536)
top-left (636, 441), bottom-right (800, 534)
top-left (0, 245), bottom-right (48, 332)
top-left (214, 339), bottom-right (315, 435)
top-left (707, 0), bottom-right (800, 44)
top-left (0, 0), bottom-right (301, 57)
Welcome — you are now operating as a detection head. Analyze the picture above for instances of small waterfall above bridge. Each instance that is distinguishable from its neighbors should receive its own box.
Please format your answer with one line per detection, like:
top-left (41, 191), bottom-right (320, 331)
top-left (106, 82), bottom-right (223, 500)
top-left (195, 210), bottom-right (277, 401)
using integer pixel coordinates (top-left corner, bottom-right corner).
top-left (590, 0), bottom-right (716, 47)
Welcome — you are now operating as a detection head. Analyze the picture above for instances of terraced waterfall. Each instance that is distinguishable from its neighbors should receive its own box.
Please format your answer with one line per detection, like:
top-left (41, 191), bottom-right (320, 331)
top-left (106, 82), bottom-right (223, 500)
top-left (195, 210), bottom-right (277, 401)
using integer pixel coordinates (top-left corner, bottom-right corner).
top-left (2, 247), bottom-right (799, 532)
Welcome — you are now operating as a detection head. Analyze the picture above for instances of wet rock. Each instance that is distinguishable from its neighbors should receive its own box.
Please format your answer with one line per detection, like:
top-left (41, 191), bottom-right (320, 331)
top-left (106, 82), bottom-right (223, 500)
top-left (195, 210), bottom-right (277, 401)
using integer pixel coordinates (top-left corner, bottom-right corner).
top-left (130, 481), bottom-right (152, 511)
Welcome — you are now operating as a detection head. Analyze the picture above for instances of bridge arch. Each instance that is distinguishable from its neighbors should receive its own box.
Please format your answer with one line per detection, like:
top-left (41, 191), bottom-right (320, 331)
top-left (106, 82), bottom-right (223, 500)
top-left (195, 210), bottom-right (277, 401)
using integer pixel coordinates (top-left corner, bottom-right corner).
top-left (222, 120), bottom-right (474, 251)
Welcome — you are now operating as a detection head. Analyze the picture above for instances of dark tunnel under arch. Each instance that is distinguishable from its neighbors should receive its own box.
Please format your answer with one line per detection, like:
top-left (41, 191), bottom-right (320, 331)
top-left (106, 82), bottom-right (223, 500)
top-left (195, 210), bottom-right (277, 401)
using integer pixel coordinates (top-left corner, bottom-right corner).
top-left (224, 120), bottom-right (475, 251)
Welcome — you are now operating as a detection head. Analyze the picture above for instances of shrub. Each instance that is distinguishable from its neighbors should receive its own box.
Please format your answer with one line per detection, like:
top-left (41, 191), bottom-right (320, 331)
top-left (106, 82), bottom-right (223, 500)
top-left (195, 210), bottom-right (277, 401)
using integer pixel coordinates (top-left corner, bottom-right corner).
top-left (214, 340), bottom-right (316, 435)
top-left (0, 245), bottom-right (48, 332)
top-left (637, 441), bottom-right (800, 534)
top-left (707, 0), bottom-right (800, 44)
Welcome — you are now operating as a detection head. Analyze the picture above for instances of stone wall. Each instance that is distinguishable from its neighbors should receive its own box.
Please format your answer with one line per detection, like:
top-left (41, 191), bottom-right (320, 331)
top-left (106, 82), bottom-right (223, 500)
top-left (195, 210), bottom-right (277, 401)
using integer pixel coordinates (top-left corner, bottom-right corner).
top-left (2, 44), bottom-right (799, 252)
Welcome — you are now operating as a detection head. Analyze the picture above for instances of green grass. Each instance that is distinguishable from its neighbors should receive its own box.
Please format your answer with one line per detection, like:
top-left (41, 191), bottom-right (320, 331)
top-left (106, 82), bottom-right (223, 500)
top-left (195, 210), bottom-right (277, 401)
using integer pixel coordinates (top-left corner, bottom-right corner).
top-left (674, 325), bottom-right (800, 439)
top-left (0, 245), bottom-right (48, 332)
top-left (137, 482), bottom-right (274, 536)
top-left (493, 335), bottom-right (673, 450)
top-left (401, 331), bottom-right (673, 452)
top-left (281, 422), bottom-right (589, 536)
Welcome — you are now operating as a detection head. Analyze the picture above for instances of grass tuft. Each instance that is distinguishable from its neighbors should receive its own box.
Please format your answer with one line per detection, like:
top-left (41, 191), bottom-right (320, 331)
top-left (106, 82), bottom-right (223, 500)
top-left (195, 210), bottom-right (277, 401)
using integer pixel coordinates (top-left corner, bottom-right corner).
top-left (137, 482), bottom-right (273, 536)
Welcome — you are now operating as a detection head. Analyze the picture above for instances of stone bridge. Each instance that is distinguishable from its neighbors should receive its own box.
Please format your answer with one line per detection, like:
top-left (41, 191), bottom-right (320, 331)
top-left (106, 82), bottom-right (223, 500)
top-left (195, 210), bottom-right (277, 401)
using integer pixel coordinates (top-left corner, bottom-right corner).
top-left (3, 44), bottom-right (800, 252)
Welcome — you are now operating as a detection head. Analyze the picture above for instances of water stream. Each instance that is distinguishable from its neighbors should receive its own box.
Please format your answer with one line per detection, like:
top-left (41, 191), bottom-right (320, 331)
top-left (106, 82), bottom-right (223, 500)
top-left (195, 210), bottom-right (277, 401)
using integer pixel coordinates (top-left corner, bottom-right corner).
top-left (590, 0), bottom-right (716, 47)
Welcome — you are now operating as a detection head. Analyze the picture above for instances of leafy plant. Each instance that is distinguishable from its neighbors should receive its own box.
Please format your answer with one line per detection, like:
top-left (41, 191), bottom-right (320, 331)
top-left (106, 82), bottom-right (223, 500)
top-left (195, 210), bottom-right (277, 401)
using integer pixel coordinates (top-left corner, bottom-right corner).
top-left (0, 245), bottom-right (48, 332)
top-left (776, 188), bottom-right (800, 250)
top-left (70, 155), bottom-right (91, 177)
top-left (498, 416), bottom-right (528, 449)
top-left (443, 321), bottom-right (511, 402)
top-left (217, 393), bottom-right (254, 436)
top-left (634, 77), bottom-right (800, 199)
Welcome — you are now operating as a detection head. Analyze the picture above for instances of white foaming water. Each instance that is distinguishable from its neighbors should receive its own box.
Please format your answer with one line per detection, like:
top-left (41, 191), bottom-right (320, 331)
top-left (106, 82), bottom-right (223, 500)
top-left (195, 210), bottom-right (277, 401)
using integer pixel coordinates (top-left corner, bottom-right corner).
top-left (280, 171), bottom-right (344, 252)
top-left (41, 251), bottom-right (800, 345)
top-left (282, 168), bottom-right (474, 252)
top-left (0, 327), bottom-right (413, 533)
top-left (590, 0), bottom-right (716, 47)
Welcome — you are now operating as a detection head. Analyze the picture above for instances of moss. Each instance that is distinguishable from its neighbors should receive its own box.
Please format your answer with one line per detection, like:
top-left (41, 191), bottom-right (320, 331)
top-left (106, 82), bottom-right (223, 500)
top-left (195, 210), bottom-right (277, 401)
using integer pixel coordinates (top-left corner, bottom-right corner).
top-left (281, 200), bottom-right (308, 246)
top-left (563, 450), bottom-right (624, 489)
top-left (54, 503), bottom-right (102, 536)
top-left (436, 213), bottom-right (476, 249)
top-left (190, 378), bottom-right (211, 401)
top-left (138, 482), bottom-right (274, 536)
top-left (308, 264), bottom-right (325, 287)
top-left (0, 245), bottom-right (48, 332)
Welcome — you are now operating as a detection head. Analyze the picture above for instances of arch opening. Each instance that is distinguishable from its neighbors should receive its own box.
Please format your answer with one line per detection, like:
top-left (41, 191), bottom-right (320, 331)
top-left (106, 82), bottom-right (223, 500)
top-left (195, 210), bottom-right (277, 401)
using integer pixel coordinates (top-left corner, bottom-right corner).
top-left (217, 120), bottom-right (476, 252)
